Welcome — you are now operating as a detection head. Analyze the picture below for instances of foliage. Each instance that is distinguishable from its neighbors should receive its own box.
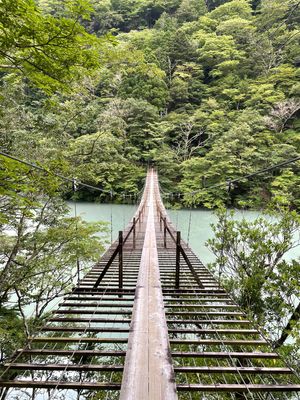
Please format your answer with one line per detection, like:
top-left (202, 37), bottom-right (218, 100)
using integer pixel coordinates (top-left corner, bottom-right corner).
top-left (0, 0), bottom-right (113, 93)
top-left (1, 0), bottom-right (298, 204)
top-left (0, 156), bottom-right (108, 359)
top-left (0, 0), bottom-right (299, 364)
top-left (207, 207), bottom-right (300, 369)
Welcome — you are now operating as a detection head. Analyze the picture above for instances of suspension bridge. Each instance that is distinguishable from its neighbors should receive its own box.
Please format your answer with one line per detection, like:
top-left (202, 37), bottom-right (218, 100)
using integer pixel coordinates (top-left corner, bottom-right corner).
top-left (0, 169), bottom-right (300, 399)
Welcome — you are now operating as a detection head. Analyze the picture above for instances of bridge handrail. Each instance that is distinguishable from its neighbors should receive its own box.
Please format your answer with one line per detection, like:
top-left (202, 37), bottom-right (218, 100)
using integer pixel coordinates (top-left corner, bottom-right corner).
top-left (93, 173), bottom-right (150, 289)
top-left (155, 184), bottom-right (204, 289)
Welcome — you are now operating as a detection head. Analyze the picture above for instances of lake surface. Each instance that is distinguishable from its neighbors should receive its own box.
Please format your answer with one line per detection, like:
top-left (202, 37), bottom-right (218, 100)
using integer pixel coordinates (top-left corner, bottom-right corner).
top-left (67, 202), bottom-right (282, 265)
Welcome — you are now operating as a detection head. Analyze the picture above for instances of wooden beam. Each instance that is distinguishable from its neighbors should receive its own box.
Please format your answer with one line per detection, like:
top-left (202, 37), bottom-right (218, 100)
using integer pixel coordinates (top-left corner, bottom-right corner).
top-left (174, 366), bottom-right (292, 374)
top-left (168, 328), bottom-right (258, 334)
top-left (166, 319), bottom-right (250, 325)
top-left (4, 363), bottom-right (124, 372)
top-left (120, 169), bottom-right (177, 400)
top-left (172, 351), bottom-right (279, 359)
top-left (0, 381), bottom-right (121, 390)
top-left (16, 349), bottom-right (126, 356)
top-left (30, 337), bottom-right (128, 343)
top-left (176, 384), bottom-right (300, 392)
top-left (170, 339), bottom-right (266, 345)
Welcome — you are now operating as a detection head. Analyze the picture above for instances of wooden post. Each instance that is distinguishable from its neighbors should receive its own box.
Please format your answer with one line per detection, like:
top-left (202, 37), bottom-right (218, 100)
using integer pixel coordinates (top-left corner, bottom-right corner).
top-left (163, 217), bottom-right (167, 248)
top-left (119, 231), bottom-right (123, 290)
top-left (133, 218), bottom-right (136, 250)
top-left (175, 231), bottom-right (181, 289)
top-left (139, 210), bottom-right (141, 225)
top-left (160, 214), bottom-right (162, 231)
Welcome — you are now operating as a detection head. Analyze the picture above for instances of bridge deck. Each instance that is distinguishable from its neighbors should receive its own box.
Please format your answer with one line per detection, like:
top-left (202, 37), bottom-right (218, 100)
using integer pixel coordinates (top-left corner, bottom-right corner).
top-left (1, 170), bottom-right (300, 399)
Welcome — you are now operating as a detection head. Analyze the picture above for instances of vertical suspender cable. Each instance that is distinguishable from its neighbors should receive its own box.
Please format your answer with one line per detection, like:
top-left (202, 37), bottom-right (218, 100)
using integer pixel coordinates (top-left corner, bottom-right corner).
top-left (72, 178), bottom-right (80, 286)
top-left (123, 193), bottom-right (126, 231)
top-left (187, 209), bottom-right (192, 246)
top-left (110, 190), bottom-right (113, 243)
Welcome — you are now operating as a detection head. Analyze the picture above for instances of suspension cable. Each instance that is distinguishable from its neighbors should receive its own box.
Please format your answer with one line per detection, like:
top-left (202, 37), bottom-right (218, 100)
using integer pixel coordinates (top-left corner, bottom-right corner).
top-left (159, 155), bottom-right (300, 198)
top-left (0, 151), bottom-right (115, 195)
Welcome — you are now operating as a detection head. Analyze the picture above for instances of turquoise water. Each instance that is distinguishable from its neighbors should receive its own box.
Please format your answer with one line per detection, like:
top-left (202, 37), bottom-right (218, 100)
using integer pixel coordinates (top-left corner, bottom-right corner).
top-left (68, 202), bottom-right (295, 265)
top-left (22, 202), bottom-right (297, 318)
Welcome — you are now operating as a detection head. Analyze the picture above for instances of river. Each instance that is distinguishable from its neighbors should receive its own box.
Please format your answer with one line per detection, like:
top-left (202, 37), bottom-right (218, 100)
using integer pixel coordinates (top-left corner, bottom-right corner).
top-left (67, 202), bottom-right (290, 265)
top-left (21, 202), bottom-right (298, 317)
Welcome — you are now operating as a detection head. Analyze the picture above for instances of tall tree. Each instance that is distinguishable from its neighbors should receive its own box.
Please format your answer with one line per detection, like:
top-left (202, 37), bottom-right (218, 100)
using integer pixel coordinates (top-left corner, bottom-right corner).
top-left (0, 0), bottom-right (110, 92)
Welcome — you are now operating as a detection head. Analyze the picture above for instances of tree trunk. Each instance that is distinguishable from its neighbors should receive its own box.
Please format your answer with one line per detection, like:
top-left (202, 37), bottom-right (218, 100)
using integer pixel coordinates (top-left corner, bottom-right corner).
top-left (274, 302), bottom-right (300, 348)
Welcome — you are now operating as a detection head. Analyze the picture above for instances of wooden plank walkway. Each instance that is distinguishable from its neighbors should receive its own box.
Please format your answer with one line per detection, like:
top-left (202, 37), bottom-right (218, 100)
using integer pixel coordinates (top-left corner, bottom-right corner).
top-left (1, 169), bottom-right (300, 400)
top-left (120, 169), bottom-right (177, 400)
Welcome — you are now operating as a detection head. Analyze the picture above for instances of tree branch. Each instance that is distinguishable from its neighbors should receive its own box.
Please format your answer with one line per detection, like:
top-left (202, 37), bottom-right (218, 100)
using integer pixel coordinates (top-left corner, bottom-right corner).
top-left (274, 302), bottom-right (300, 348)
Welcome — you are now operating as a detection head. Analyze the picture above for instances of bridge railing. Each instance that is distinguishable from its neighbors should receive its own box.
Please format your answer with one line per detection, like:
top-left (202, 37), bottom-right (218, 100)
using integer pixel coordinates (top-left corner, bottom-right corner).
top-left (93, 207), bottom-right (145, 289)
top-left (93, 172), bottom-right (150, 290)
top-left (154, 173), bottom-right (204, 290)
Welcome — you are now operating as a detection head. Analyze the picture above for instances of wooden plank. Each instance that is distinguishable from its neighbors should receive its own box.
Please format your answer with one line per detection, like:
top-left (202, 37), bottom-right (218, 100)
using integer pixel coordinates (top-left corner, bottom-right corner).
top-left (172, 351), bottom-right (279, 359)
top-left (60, 303), bottom-right (133, 307)
top-left (163, 288), bottom-right (226, 293)
top-left (176, 384), bottom-right (300, 392)
top-left (53, 310), bottom-right (132, 315)
top-left (4, 363), bottom-right (124, 372)
top-left (16, 349), bottom-right (126, 356)
top-left (165, 300), bottom-right (238, 311)
top-left (164, 298), bottom-right (234, 302)
top-left (65, 297), bottom-right (134, 301)
top-left (0, 381), bottom-right (121, 390)
top-left (49, 317), bottom-right (131, 323)
top-left (30, 337), bottom-right (128, 343)
top-left (166, 304), bottom-right (238, 308)
top-left (168, 328), bottom-right (258, 334)
top-left (41, 327), bottom-right (130, 332)
top-left (170, 339), bottom-right (266, 345)
top-left (93, 244), bottom-right (121, 288)
top-left (163, 293), bottom-right (229, 297)
top-left (166, 311), bottom-right (244, 316)
top-left (166, 319), bottom-right (250, 324)
top-left (174, 366), bottom-right (292, 374)
top-left (120, 170), bottom-right (177, 400)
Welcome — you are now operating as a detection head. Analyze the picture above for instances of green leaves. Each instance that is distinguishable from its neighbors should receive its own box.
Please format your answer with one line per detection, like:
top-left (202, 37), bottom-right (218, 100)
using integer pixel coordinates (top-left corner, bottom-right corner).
top-left (195, 32), bottom-right (245, 70)
top-left (270, 168), bottom-right (300, 209)
top-left (0, 0), bottom-right (108, 92)
top-left (207, 207), bottom-right (300, 343)
top-left (209, 0), bottom-right (252, 21)
top-left (0, 156), bottom-right (109, 358)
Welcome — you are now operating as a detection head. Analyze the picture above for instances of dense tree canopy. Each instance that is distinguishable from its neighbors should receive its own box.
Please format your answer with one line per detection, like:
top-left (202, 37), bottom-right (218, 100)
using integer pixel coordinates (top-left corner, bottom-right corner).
top-left (0, 0), bottom-right (299, 373)
top-left (2, 0), bottom-right (299, 205)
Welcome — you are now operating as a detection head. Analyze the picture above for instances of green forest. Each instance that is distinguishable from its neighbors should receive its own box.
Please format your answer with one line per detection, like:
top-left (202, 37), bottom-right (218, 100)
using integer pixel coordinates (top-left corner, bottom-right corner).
top-left (0, 0), bottom-right (300, 395)
top-left (1, 0), bottom-right (299, 207)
